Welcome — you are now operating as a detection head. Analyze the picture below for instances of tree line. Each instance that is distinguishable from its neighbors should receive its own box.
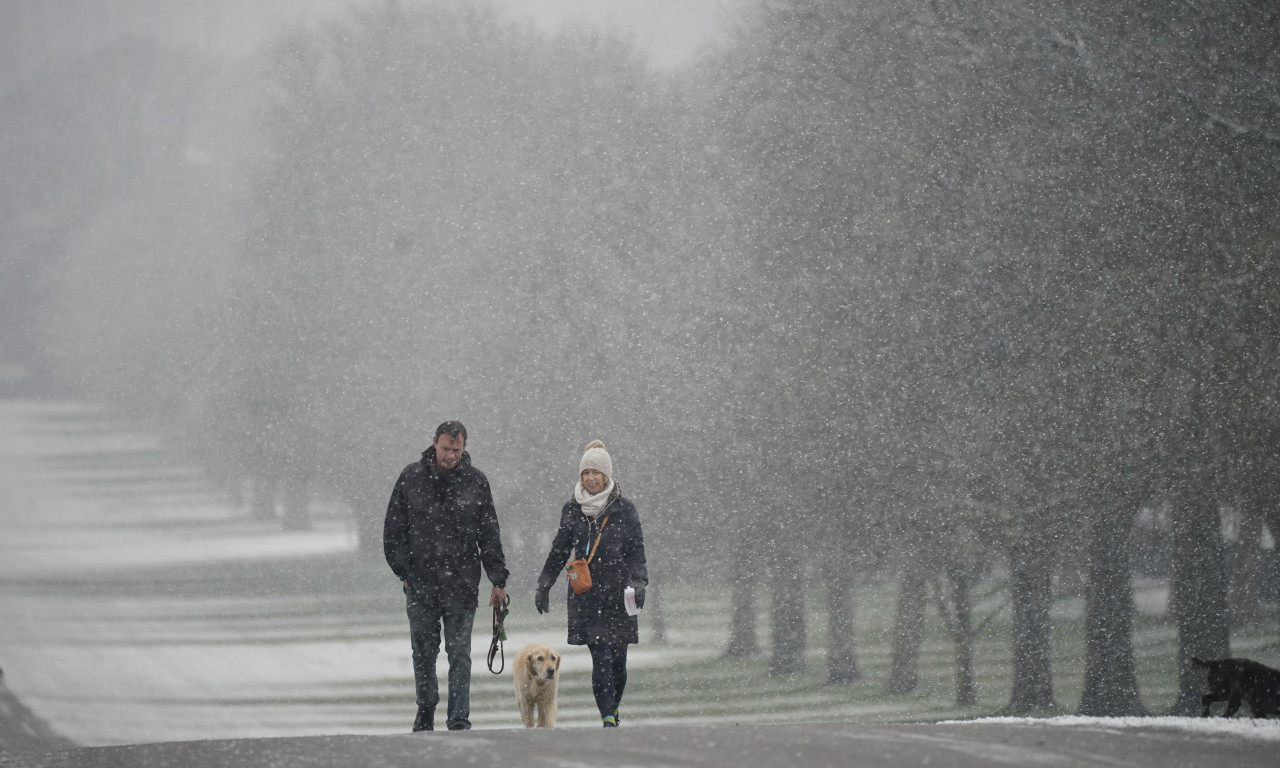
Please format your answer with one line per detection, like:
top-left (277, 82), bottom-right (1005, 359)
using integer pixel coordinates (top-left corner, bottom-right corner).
top-left (2, 0), bottom-right (1277, 716)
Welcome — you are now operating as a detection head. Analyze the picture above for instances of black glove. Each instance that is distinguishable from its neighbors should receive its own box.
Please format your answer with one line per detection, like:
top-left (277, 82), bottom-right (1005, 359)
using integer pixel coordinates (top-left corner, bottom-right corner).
top-left (632, 585), bottom-right (645, 610)
top-left (535, 586), bottom-right (550, 614)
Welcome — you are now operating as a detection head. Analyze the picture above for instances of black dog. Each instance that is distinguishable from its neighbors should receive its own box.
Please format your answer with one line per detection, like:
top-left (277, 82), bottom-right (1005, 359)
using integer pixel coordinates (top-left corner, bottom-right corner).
top-left (1192, 657), bottom-right (1280, 718)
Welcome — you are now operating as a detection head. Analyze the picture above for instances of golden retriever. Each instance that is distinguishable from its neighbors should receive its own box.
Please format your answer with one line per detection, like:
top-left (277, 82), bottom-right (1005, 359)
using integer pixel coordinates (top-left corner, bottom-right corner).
top-left (513, 642), bottom-right (561, 728)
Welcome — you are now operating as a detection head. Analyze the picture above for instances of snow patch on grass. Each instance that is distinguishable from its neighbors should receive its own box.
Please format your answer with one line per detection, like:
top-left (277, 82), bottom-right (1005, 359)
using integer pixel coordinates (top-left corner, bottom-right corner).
top-left (945, 715), bottom-right (1280, 741)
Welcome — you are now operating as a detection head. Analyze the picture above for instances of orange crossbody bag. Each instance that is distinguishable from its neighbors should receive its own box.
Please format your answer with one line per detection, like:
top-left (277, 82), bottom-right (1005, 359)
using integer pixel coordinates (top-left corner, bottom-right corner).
top-left (565, 514), bottom-right (609, 595)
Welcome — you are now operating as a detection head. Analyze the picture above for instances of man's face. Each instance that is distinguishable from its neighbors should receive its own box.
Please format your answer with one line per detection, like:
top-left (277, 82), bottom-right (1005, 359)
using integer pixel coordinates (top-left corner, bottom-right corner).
top-left (433, 432), bottom-right (465, 472)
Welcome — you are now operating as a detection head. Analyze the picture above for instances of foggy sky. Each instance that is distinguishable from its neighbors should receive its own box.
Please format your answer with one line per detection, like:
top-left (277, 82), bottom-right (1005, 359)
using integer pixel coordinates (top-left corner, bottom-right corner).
top-left (1, 0), bottom-right (736, 89)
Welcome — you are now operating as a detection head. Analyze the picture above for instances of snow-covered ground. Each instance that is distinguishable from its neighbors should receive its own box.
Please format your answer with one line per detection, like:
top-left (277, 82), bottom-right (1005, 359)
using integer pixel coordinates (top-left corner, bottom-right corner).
top-left (0, 401), bottom-right (532, 744)
top-left (5, 398), bottom-right (1279, 751)
top-left (0, 399), bottom-right (709, 746)
top-left (0, 401), bottom-right (359, 576)
top-left (944, 715), bottom-right (1280, 742)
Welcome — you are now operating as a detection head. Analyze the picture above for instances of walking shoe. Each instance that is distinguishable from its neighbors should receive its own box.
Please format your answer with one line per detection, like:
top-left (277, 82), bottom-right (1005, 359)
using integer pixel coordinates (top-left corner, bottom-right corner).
top-left (447, 719), bottom-right (472, 731)
top-left (412, 706), bottom-right (435, 732)
top-left (602, 715), bottom-right (617, 727)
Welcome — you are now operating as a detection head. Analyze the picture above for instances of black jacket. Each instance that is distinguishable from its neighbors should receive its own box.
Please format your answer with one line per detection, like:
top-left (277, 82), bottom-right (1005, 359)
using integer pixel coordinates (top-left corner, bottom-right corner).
top-left (383, 447), bottom-right (508, 610)
top-left (538, 485), bottom-right (648, 645)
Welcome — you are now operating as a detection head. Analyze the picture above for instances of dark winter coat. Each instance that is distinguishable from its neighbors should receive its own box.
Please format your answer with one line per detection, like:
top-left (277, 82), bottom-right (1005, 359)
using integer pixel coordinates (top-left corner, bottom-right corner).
top-left (383, 447), bottom-right (509, 611)
top-left (538, 484), bottom-right (648, 645)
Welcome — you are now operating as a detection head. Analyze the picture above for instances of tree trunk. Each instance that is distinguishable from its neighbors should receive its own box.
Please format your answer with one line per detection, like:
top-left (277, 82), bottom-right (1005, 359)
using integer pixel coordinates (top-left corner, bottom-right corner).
top-left (1169, 486), bottom-right (1230, 715)
top-left (355, 503), bottom-right (383, 555)
top-left (724, 529), bottom-right (760, 658)
top-left (887, 565), bottom-right (927, 693)
top-left (1261, 481), bottom-right (1280, 642)
top-left (823, 548), bottom-right (858, 683)
top-left (769, 539), bottom-right (807, 675)
top-left (945, 563), bottom-right (977, 706)
top-left (647, 582), bottom-right (667, 643)
top-left (1008, 537), bottom-right (1057, 713)
top-left (1079, 504), bottom-right (1147, 716)
top-left (1229, 506), bottom-right (1264, 626)
top-left (352, 479), bottom-right (386, 555)
top-left (249, 472), bottom-right (277, 521)
top-left (280, 475), bottom-right (310, 531)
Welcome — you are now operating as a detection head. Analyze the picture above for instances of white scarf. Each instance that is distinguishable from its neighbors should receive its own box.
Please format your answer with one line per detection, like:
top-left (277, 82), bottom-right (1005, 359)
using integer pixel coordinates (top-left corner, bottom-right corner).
top-left (574, 479), bottom-right (614, 519)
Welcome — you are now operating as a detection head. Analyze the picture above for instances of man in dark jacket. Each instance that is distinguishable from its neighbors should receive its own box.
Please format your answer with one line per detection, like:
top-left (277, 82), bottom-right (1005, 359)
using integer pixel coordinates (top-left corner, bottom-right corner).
top-left (384, 421), bottom-right (508, 732)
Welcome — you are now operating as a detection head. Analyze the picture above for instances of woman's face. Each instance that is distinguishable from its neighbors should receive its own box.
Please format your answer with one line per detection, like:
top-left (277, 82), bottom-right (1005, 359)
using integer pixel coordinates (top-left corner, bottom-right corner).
top-left (580, 469), bottom-right (607, 494)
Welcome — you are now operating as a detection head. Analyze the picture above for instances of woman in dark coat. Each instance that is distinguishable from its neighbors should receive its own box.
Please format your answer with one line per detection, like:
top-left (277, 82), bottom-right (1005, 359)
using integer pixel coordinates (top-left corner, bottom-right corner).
top-left (535, 440), bottom-right (648, 727)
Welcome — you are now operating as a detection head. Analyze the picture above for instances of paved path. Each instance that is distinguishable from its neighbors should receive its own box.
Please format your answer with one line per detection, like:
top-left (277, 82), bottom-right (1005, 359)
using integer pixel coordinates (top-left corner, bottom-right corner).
top-left (0, 669), bottom-right (75, 755)
top-left (5, 721), bottom-right (1280, 768)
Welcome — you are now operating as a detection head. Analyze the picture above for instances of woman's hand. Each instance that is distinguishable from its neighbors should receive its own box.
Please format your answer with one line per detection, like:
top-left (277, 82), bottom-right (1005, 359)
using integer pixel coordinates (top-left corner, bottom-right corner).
top-left (535, 586), bottom-right (550, 614)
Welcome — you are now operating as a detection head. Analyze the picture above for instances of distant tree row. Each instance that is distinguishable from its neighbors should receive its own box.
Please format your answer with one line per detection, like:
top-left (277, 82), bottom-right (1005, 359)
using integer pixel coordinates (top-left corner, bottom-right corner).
top-left (4, 0), bottom-right (1276, 718)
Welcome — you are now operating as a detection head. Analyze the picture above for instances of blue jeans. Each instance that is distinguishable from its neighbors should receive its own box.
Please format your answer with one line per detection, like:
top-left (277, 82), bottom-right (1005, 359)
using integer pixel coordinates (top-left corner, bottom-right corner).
top-left (406, 594), bottom-right (476, 728)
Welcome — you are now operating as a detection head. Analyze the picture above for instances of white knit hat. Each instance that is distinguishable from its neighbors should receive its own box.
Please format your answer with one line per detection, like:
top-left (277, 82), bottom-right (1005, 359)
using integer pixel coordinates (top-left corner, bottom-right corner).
top-left (578, 439), bottom-right (613, 481)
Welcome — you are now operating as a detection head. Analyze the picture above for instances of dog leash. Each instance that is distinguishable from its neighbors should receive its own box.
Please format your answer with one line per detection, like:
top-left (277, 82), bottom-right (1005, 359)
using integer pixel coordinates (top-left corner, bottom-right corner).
top-left (487, 594), bottom-right (510, 674)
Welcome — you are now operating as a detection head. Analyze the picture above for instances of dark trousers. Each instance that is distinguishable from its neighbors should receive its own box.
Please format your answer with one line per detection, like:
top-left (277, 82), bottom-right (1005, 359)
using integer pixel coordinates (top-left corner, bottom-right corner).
top-left (587, 642), bottom-right (629, 718)
top-left (406, 594), bottom-right (476, 728)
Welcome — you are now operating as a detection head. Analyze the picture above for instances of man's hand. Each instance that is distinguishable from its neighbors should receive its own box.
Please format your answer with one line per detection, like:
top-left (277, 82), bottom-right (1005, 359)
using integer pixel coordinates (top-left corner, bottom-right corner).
top-left (535, 586), bottom-right (550, 614)
top-left (489, 586), bottom-right (507, 607)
